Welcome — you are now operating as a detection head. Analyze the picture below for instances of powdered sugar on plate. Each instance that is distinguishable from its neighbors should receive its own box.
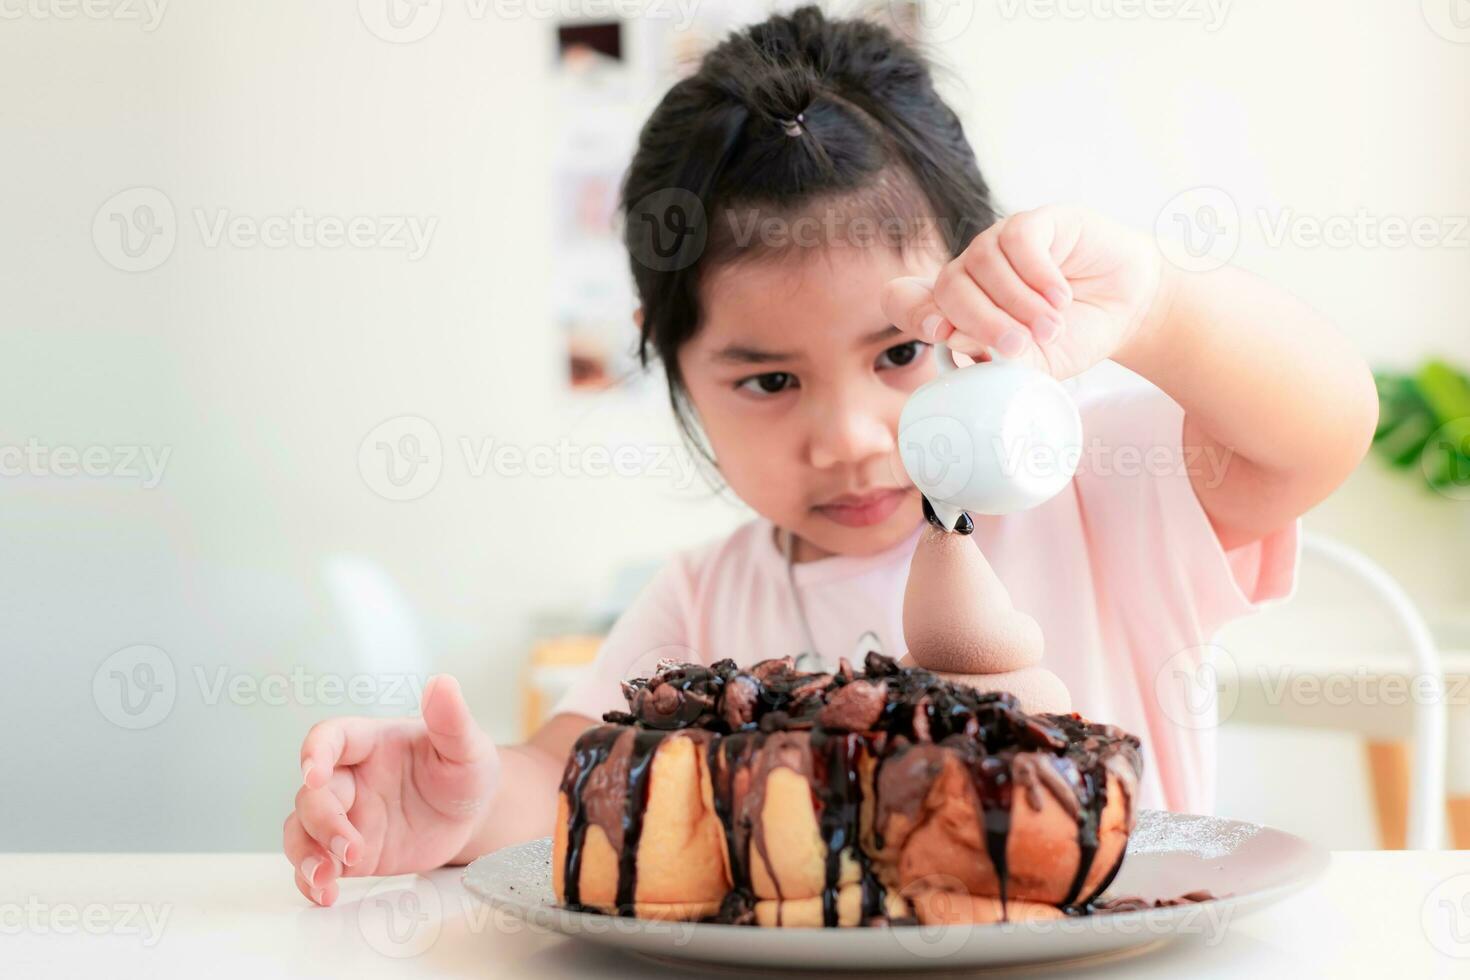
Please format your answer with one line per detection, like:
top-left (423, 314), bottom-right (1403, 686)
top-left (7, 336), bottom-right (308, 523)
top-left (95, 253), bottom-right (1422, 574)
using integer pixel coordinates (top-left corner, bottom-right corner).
top-left (1125, 809), bottom-right (1263, 859)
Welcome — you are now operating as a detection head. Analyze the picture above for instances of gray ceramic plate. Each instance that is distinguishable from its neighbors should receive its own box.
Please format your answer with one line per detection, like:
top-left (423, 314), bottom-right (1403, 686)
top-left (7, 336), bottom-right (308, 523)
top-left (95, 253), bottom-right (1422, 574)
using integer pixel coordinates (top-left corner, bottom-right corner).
top-left (462, 809), bottom-right (1330, 971)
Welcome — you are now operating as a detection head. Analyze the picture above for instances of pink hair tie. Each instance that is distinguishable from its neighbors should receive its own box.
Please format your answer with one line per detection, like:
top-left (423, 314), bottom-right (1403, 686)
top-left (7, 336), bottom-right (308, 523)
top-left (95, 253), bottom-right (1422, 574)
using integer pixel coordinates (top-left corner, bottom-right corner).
top-left (782, 112), bottom-right (805, 137)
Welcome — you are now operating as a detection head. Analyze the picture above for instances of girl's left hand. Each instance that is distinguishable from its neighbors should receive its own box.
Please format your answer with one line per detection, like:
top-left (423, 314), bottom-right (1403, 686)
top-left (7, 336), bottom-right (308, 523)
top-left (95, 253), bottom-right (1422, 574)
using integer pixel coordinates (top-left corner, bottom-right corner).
top-left (882, 206), bottom-right (1167, 380)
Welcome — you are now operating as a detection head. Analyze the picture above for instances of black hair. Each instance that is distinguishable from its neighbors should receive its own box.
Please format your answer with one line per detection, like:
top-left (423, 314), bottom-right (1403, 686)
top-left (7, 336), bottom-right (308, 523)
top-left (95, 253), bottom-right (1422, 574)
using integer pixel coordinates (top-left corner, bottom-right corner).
top-left (619, 4), bottom-right (998, 470)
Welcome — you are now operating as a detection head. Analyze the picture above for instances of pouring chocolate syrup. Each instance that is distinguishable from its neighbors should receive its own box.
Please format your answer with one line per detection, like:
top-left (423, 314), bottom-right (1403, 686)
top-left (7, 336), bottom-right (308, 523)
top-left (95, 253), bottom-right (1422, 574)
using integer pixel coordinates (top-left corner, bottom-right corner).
top-left (922, 495), bottom-right (973, 535)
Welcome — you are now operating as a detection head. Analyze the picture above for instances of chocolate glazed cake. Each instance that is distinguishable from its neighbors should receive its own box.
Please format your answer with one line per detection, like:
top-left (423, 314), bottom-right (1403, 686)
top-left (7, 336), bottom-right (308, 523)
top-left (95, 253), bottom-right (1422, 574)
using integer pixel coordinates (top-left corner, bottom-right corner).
top-left (551, 652), bottom-right (1145, 927)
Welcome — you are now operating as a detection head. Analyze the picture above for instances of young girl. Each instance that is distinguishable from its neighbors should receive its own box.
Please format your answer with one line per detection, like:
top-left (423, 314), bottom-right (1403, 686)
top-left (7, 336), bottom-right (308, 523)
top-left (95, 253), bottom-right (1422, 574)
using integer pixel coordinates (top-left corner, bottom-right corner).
top-left (282, 7), bottom-right (1376, 906)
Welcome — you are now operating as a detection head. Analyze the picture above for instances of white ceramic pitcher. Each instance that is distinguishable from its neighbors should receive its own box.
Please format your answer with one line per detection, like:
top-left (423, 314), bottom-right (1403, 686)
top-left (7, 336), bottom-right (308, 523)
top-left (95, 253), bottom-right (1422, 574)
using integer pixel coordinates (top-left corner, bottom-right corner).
top-left (898, 342), bottom-right (1083, 530)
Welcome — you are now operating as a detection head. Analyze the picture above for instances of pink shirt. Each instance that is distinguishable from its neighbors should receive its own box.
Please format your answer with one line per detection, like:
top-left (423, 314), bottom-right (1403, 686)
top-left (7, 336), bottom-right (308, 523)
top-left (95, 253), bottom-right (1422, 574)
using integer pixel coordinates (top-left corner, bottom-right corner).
top-left (552, 382), bottom-right (1300, 815)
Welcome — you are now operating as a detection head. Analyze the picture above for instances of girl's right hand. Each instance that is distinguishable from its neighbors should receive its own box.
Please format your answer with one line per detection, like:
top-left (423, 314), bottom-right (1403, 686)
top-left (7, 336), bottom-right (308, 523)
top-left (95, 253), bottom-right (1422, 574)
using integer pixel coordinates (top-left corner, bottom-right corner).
top-left (282, 674), bottom-right (501, 906)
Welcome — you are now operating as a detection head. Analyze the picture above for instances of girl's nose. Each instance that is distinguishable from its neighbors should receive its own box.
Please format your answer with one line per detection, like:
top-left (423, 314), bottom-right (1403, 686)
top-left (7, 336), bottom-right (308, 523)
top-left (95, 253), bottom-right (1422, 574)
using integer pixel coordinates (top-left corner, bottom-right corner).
top-left (807, 390), bottom-right (896, 470)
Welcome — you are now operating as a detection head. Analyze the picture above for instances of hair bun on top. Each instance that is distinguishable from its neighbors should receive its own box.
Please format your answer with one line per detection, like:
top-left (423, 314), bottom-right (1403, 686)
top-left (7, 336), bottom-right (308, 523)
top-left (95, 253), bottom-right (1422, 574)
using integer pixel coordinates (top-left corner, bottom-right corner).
top-left (734, 63), bottom-right (818, 140)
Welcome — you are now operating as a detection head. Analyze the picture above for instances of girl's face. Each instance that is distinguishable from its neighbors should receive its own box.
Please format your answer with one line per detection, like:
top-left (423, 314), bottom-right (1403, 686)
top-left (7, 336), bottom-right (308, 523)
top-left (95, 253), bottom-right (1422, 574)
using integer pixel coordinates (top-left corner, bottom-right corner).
top-left (676, 244), bottom-right (946, 561)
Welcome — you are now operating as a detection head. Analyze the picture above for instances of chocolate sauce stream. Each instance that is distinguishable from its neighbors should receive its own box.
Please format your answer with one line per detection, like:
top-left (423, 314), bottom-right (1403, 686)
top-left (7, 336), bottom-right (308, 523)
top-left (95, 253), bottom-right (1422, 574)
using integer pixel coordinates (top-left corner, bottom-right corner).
top-left (812, 729), bottom-right (888, 926)
top-left (559, 727), bottom-right (623, 909)
top-left (921, 495), bottom-right (974, 535)
top-left (708, 731), bottom-right (766, 918)
top-left (707, 738), bottom-right (744, 889)
top-left (614, 730), bottom-right (664, 915)
top-left (971, 754), bottom-right (1013, 921)
top-left (1068, 759), bottom-right (1136, 911)
top-left (1059, 763), bottom-right (1106, 909)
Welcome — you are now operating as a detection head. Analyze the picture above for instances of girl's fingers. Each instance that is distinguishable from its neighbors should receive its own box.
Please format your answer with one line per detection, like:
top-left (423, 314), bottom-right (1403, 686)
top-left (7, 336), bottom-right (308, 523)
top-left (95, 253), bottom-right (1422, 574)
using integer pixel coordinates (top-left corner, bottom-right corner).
top-left (326, 764), bottom-right (359, 813)
top-left (295, 866), bottom-right (339, 907)
top-left (880, 276), bottom-right (952, 343)
top-left (299, 717), bottom-right (381, 791)
top-left (294, 782), bottom-right (365, 869)
top-left (421, 674), bottom-right (496, 768)
top-left (996, 209), bottom-right (1075, 314)
top-left (283, 811), bottom-right (341, 893)
top-left (961, 234), bottom-right (1064, 344)
top-left (932, 263), bottom-right (1035, 359)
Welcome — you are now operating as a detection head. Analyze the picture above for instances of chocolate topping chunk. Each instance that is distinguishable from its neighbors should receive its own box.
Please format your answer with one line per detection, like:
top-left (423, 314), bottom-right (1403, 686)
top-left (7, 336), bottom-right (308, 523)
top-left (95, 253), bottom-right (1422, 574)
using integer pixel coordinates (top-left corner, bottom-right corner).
top-left (713, 889), bottom-right (757, 926)
top-left (621, 662), bottom-right (729, 730)
top-left (817, 679), bottom-right (888, 732)
top-left (751, 657), bottom-right (796, 682)
top-left (863, 650), bottom-right (899, 679)
top-left (721, 673), bottom-right (761, 729)
top-left (788, 673), bottom-right (836, 705)
top-left (910, 696), bottom-right (933, 743)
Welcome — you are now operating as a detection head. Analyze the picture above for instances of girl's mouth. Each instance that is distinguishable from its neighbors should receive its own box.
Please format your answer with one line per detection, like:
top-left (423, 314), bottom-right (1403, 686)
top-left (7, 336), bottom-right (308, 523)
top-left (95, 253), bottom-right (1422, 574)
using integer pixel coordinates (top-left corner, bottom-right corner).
top-left (813, 487), bottom-right (911, 528)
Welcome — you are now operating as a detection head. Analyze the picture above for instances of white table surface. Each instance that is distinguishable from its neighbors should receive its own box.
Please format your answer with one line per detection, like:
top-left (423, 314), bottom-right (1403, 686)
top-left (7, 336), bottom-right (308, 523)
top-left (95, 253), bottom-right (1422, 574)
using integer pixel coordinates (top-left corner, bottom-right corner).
top-left (4, 851), bottom-right (1469, 978)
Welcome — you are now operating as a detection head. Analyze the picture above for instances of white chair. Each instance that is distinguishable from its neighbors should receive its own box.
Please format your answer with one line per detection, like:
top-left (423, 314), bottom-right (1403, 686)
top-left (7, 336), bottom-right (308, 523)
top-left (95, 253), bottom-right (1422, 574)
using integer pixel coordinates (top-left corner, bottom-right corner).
top-left (1221, 531), bottom-right (1446, 849)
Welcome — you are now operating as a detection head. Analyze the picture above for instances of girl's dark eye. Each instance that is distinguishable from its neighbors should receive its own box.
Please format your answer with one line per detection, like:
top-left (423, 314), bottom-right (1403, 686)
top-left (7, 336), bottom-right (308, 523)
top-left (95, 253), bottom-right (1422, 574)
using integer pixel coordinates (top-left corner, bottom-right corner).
top-left (736, 371), bottom-right (797, 396)
top-left (877, 341), bottom-right (926, 369)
